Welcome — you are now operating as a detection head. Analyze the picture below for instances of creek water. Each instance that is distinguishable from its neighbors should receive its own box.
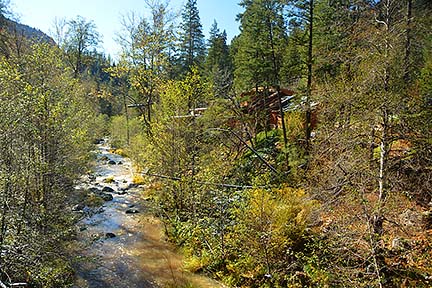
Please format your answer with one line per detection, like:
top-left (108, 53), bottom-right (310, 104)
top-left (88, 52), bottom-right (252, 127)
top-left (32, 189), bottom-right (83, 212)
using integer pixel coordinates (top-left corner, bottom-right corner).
top-left (73, 141), bottom-right (225, 288)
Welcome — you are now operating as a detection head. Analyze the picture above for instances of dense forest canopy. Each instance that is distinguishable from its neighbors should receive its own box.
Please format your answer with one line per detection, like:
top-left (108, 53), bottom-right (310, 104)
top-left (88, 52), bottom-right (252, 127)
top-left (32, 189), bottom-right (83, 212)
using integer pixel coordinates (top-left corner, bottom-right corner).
top-left (0, 0), bottom-right (431, 287)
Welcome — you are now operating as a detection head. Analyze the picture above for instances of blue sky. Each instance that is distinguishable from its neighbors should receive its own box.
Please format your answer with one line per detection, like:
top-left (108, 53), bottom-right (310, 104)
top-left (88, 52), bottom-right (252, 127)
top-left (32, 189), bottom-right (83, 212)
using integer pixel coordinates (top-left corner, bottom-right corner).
top-left (11, 0), bottom-right (243, 59)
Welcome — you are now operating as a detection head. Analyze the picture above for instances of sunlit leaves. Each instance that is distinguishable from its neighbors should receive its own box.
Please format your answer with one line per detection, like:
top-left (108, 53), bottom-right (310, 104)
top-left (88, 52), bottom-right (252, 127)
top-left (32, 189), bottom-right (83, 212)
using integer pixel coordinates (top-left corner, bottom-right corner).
top-left (0, 43), bottom-right (95, 285)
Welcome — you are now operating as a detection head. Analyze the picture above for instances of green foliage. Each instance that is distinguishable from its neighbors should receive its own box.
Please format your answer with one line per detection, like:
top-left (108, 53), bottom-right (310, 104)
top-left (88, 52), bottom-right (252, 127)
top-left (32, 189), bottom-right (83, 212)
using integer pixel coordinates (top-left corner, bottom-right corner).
top-left (0, 43), bottom-right (96, 286)
top-left (64, 15), bottom-right (101, 77)
top-left (420, 55), bottom-right (432, 105)
top-left (234, 0), bottom-right (286, 91)
top-left (205, 21), bottom-right (233, 98)
top-left (92, 0), bottom-right (432, 287)
top-left (177, 0), bottom-right (206, 75)
top-left (31, 258), bottom-right (74, 287)
top-left (109, 115), bottom-right (144, 148)
top-left (173, 186), bottom-right (318, 288)
top-left (89, 113), bottom-right (110, 139)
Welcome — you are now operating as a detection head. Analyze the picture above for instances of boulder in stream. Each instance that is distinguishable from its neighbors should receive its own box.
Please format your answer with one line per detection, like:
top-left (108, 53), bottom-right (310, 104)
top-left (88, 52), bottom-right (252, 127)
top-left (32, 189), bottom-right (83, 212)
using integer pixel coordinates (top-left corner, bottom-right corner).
top-left (108, 160), bottom-right (116, 165)
top-left (72, 203), bottom-right (85, 211)
top-left (102, 186), bottom-right (115, 193)
top-left (100, 155), bottom-right (109, 161)
top-left (105, 232), bottom-right (116, 239)
top-left (90, 187), bottom-right (101, 193)
top-left (126, 208), bottom-right (140, 214)
top-left (100, 193), bottom-right (114, 201)
top-left (93, 138), bottom-right (104, 144)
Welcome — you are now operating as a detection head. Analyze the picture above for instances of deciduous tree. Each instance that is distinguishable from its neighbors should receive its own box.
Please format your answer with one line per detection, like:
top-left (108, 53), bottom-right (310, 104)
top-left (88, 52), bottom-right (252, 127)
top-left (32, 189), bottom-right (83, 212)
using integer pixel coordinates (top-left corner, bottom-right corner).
top-left (64, 15), bottom-right (101, 78)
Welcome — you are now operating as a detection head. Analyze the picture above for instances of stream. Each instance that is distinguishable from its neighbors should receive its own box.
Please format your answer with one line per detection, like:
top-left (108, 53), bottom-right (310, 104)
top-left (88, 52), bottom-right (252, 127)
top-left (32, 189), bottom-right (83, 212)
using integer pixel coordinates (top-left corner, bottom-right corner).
top-left (73, 140), bottom-right (225, 288)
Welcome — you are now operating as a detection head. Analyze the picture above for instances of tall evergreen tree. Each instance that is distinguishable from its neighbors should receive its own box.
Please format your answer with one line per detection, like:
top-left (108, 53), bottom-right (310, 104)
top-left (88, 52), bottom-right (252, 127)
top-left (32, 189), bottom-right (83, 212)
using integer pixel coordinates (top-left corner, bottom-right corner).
top-left (234, 0), bottom-right (286, 91)
top-left (205, 20), bottom-right (233, 98)
top-left (177, 0), bottom-right (206, 75)
top-left (285, 0), bottom-right (316, 153)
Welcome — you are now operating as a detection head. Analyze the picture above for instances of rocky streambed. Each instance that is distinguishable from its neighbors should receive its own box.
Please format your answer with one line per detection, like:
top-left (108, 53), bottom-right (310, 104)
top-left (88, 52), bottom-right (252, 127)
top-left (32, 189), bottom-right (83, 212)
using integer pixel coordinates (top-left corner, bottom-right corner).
top-left (72, 141), bottom-right (155, 288)
top-left (72, 140), bottom-right (225, 288)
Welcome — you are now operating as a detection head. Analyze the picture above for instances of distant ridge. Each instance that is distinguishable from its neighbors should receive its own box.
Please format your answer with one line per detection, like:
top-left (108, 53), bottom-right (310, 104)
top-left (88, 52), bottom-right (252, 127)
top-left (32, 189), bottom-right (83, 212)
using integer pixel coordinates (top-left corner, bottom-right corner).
top-left (3, 16), bottom-right (55, 45)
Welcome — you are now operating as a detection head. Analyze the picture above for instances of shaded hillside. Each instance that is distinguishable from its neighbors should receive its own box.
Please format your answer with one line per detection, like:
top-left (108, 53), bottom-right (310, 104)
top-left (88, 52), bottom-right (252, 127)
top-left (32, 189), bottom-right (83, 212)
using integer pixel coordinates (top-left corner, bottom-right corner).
top-left (2, 15), bottom-right (54, 44)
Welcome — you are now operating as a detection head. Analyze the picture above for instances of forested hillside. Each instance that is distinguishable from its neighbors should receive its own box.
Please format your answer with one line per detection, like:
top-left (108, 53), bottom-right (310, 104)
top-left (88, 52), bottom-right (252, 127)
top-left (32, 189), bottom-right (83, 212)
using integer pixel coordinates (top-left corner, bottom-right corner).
top-left (1, 0), bottom-right (431, 287)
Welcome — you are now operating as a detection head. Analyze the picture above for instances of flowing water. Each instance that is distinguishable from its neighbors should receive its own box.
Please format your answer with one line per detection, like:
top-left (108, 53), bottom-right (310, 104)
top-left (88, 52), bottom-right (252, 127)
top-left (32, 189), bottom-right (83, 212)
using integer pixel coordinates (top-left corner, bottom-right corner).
top-left (73, 141), bottom-right (225, 288)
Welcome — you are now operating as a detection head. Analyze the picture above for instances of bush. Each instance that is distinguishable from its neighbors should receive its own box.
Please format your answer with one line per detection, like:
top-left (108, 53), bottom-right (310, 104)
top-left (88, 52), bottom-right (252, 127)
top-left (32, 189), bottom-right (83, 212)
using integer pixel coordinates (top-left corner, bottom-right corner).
top-left (90, 113), bottom-right (110, 140)
top-left (228, 187), bottom-right (317, 284)
top-left (109, 115), bottom-right (144, 148)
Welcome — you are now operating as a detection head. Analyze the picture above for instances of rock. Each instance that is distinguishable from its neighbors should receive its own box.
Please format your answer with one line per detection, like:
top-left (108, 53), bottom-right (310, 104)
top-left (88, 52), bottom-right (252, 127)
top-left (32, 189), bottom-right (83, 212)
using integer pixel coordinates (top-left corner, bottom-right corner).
top-left (79, 226), bottom-right (87, 232)
top-left (118, 184), bottom-right (129, 191)
top-left (117, 161), bottom-right (123, 165)
top-left (90, 187), bottom-right (101, 193)
top-left (102, 186), bottom-right (115, 193)
top-left (117, 190), bottom-right (127, 195)
top-left (128, 183), bottom-right (138, 189)
top-left (105, 232), bottom-right (116, 239)
top-left (100, 155), bottom-right (109, 161)
top-left (128, 204), bottom-right (135, 208)
top-left (82, 206), bottom-right (91, 214)
top-left (72, 203), bottom-right (85, 211)
top-left (100, 193), bottom-right (113, 201)
top-left (108, 160), bottom-right (116, 165)
top-left (104, 177), bottom-right (115, 184)
top-left (122, 180), bottom-right (127, 183)
top-left (126, 208), bottom-right (139, 214)
top-left (93, 138), bottom-right (104, 144)
top-left (91, 233), bottom-right (103, 241)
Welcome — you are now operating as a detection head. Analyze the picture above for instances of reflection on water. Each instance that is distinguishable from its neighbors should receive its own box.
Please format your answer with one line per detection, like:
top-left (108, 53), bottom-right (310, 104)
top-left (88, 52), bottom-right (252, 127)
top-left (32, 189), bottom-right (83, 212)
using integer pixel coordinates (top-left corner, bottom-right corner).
top-left (74, 142), bottom-right (225, 288)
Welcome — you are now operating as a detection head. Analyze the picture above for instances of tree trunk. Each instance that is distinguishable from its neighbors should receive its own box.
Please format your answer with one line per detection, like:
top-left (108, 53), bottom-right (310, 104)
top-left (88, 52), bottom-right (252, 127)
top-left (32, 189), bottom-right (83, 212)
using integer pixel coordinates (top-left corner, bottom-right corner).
top-left (403, 0), bottom-right (413, 83)
top-left (305, 0), bottom-right (314, 154)
top-left (123, 93), bottom-right (130, 145)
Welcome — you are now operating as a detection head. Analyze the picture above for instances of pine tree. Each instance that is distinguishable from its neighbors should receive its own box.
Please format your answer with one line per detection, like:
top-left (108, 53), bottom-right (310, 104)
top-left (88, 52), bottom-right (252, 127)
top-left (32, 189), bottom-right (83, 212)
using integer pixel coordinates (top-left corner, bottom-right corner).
top-left (233, 0), bottom-right (287, 144)
top-left (177, 0), bottom-right (206, 75)
top-left (205, 20), bottom-right (233, 98)
top-left (234, 0), bottom-right (286, 91)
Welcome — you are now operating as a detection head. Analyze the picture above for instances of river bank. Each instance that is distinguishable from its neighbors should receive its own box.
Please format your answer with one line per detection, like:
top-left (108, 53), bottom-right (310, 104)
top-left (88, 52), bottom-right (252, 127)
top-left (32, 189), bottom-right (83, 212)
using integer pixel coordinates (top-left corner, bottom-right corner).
top-left (72, 140), bottom-right (225, 288)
